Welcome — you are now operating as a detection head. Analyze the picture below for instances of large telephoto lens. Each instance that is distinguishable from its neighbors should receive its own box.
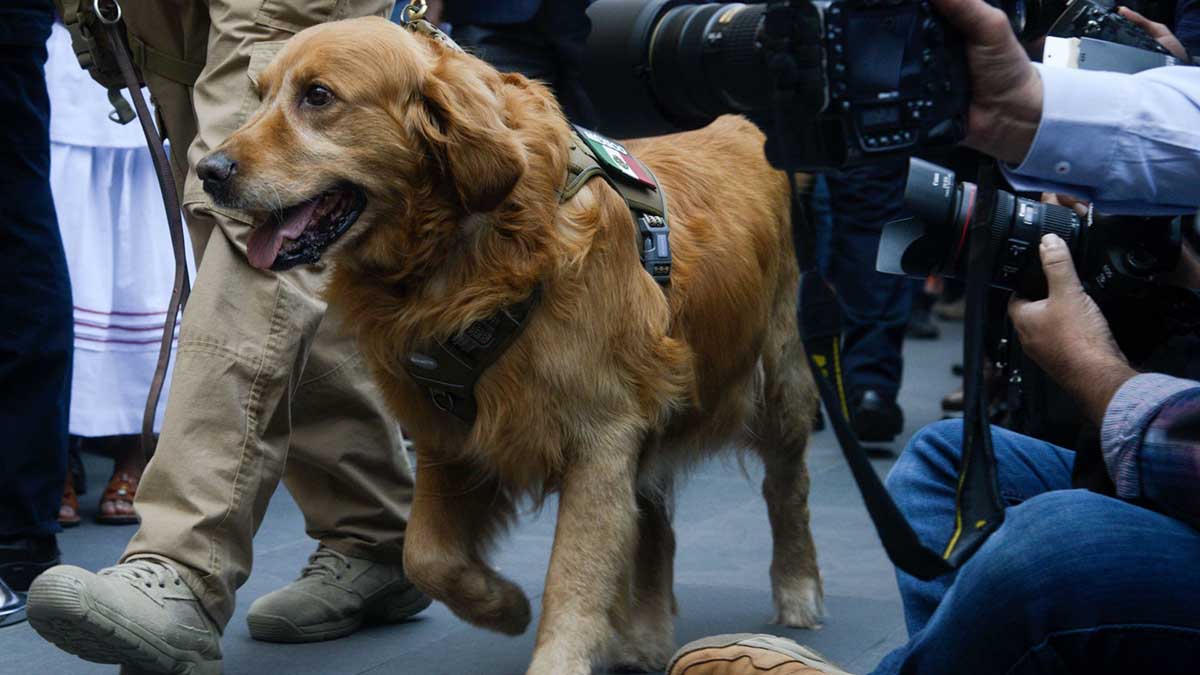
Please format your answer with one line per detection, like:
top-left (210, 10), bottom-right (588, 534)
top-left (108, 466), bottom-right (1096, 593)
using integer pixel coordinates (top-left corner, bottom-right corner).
top-left (582, 1), bottom-right (769, 138)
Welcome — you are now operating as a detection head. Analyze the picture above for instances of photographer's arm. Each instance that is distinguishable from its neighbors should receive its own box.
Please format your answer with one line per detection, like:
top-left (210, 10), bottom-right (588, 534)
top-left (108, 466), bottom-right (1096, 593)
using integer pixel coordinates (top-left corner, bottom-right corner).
top-left (934, 0), bottom-right (1200, 214)
top-left (1012, 234), bottom-right (1200, 528)
top-left (1002, 65), bottom-right (1200, 214)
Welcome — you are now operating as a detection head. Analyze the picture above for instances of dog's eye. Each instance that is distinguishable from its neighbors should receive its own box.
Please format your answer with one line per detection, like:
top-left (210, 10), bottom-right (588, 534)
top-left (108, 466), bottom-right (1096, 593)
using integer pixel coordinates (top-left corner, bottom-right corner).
top-left (302, 84), bottom-right (334, 108)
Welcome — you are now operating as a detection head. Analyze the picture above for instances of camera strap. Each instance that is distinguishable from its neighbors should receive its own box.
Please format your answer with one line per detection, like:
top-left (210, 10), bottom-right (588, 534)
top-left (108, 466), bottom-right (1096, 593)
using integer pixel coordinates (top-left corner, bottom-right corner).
top-left (800, 274), bottom-right (955, 579)
top-left (795, 179), bottom-right (1005, 581)
top-left (944, 165), bottom-right (1007, 566)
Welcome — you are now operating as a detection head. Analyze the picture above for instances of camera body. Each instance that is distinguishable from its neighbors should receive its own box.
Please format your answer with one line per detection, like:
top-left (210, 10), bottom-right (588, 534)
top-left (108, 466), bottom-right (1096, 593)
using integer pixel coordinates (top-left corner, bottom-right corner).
top-left (877, 158), bottom-right (1185, 302)
top-left (785, 0), bottom-right (972, 168)
top-left (1047, 0), bottom-right (1173, 53)
top-left (582, 0), bottom-right (970, 170)
top-left (582, 0), bottom-right (1179, 170)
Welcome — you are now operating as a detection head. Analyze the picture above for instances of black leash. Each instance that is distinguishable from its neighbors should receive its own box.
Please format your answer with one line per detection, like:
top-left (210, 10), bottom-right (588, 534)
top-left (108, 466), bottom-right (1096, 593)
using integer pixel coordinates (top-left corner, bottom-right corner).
top-left (795, 185), bottom-right (1004, 579)
top-left (93, 0), bottom-right (191, 461)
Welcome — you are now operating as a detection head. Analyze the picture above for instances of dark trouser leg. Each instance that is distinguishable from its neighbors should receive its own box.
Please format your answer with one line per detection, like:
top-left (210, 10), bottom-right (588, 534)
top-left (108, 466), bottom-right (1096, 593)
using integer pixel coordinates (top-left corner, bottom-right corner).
top-left (0, 0), bottom-right (71, 545)
top-left (451, 0), bottom-right (595, 126)
top-left (873, 420), bottom-right (1200, 674)
top-left (824, 159), bottom-right (912, 400)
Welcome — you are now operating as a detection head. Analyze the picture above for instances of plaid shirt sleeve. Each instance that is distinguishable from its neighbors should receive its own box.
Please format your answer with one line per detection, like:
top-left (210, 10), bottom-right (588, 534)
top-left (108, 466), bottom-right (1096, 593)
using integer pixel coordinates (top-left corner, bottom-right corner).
top-left (1101, 373), bottom-right (1200, 527)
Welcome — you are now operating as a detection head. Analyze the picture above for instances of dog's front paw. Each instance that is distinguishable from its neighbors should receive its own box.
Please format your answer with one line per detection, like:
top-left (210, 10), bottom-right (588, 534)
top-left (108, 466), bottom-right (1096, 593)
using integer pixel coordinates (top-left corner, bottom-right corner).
top-left (407, 553), bottom-right (531, 635)
top-left (448, 565), bottom-right (532, 635)
top-left (772, 574), bottom-right (824, 629)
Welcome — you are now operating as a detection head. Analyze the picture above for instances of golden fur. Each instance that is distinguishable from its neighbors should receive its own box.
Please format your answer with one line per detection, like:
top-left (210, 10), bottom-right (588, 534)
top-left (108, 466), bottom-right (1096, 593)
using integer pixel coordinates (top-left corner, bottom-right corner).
top-left (208, 17), bottom-right (822, 674)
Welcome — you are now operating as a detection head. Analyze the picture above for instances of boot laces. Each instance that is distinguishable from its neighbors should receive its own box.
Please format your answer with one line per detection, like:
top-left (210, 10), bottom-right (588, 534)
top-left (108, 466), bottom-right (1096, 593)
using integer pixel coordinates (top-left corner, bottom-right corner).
top-left (107, 559), bottom-right (183, 589)
top-left (300, 546), bottom-right (351, 580)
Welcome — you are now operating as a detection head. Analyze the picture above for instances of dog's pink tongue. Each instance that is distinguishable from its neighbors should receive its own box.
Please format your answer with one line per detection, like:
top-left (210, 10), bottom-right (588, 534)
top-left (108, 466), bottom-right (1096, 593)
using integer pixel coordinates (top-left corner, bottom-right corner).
top-left (246, 199), bottom-right (319, 270)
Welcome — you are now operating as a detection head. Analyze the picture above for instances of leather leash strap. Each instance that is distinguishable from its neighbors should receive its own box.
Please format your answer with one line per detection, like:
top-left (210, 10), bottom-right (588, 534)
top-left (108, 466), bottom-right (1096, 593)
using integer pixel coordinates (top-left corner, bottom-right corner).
top-left (93, 2), bottom-right (191, 461)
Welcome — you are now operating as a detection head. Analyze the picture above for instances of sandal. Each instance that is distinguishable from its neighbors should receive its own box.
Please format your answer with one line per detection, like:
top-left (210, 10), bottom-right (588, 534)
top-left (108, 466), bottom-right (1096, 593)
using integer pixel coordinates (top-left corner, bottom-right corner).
top-left (58, 477), bottom-right (81, 528)
top-left (96, 470), bottom-right (141, 525)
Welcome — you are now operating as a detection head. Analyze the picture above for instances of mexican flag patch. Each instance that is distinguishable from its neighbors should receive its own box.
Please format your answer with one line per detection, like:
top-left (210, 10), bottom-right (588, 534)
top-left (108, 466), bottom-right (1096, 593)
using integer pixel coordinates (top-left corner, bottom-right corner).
top-left (575, 125), bottom-right (658, 190)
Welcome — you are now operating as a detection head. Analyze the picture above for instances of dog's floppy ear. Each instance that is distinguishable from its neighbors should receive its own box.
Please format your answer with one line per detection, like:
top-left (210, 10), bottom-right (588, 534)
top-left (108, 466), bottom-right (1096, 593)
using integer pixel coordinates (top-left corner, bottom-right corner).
top-left (418, 50), bottom-right (527, 212)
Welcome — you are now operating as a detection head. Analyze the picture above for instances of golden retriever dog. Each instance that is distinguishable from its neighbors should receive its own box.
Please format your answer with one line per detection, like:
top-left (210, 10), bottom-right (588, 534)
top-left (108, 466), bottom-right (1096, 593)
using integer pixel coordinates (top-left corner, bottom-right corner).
top-left (197, 16), bottom-right (821, 675)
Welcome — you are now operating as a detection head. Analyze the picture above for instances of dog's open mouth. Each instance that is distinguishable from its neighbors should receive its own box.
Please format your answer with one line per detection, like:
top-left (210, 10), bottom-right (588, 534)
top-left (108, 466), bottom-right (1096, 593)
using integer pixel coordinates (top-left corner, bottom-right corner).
top-left (247, 183), bottom-right (366, 271)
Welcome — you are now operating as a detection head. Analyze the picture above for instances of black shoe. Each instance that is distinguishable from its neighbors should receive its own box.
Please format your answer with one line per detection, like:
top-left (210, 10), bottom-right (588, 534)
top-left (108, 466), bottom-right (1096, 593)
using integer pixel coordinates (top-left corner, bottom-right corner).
top-left (852, 390), bottom-right (904, 443)
top-left (0, 536), bottom-right (60, 592)
top-left (0, 578), bottom-right (24, 628)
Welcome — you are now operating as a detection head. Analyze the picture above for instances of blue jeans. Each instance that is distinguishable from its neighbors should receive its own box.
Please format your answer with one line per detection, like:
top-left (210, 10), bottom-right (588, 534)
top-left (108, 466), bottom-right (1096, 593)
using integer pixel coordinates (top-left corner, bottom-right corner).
top-left (872, 420), bottom-right (1200, 674)
top-left (0, 0), bottom-right (71, 539)
top-left (813, 161), bottom-right (915, 399)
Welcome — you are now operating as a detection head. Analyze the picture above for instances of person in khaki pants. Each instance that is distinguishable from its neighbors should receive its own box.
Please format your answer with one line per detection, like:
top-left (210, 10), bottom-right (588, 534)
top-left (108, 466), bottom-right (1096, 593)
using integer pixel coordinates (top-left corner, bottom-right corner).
top-left (25, 1), bottom-right (429, 671)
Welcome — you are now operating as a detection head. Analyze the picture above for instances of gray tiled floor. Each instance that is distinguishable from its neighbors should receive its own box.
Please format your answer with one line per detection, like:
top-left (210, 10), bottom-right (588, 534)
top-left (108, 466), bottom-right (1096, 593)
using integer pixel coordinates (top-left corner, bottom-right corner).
top-left (0, 321), bottom-right (964, 675)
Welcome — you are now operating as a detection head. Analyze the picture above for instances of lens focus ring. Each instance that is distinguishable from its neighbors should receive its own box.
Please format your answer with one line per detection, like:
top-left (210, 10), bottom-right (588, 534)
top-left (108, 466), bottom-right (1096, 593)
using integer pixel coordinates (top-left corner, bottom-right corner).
top-left (1038, 204), bottom-right (1080, 247)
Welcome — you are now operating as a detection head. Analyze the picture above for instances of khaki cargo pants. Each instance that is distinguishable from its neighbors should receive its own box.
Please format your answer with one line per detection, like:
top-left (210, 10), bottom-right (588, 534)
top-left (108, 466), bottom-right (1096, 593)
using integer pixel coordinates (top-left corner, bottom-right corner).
top-left (116, 0), bottom-right (411, 629)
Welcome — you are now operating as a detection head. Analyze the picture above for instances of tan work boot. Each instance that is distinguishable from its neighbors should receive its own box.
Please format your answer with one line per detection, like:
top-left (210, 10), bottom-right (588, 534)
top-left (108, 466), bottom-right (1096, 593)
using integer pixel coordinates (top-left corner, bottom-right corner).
top-left (246, 544), bottom-right (431, 643)
top-left (26, 559), bottom-right (222, 674)
top-left (669, 634), bottom-right (852, 675)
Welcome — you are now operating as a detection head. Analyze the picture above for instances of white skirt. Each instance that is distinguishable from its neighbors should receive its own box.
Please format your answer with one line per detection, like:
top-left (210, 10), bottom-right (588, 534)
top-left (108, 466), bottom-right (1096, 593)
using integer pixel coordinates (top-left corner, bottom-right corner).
top-left (50, 142), bottom-right (195, 438)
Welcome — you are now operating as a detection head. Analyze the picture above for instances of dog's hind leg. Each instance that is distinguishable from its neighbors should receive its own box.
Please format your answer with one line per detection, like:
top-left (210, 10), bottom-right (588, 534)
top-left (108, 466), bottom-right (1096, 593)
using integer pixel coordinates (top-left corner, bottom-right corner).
top-left (527, 427), bottom-right (642, 675)
top-left (751, 277), bottom-right (824, 628)
top-left (403, 455), bottom-right (530, 636)
top-left (608, 484), bottom-right (677, 672)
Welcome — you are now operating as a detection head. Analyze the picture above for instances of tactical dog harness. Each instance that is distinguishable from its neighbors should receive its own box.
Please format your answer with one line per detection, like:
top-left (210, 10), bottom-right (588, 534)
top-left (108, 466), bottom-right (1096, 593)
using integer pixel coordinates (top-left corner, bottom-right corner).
top-left (403, 126), bottom-right (672, 424)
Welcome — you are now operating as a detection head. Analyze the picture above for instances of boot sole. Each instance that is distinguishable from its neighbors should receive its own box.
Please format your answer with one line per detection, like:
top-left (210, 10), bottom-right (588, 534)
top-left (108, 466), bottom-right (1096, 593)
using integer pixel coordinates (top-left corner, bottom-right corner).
top-left (27, 571), bottom-right (221, 675)
top-left (247, 585), bottom-right (432, 644)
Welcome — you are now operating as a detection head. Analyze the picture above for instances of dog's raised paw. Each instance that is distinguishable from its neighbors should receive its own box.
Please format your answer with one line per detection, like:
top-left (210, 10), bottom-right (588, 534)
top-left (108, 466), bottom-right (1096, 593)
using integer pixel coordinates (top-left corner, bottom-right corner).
top-left (449, 566), bottom-right (532, 636)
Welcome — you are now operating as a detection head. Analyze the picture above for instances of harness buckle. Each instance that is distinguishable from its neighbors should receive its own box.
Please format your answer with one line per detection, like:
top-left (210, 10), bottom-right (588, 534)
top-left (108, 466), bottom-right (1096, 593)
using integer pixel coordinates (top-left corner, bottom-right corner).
top-left (637, 213), bottom-right (672, 284)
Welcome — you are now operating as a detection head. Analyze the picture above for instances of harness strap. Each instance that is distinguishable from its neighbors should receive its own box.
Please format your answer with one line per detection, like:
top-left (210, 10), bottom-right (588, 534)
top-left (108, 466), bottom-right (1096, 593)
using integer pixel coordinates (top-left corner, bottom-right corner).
top-left (404, 287), bottom-right (542, 424)
top-left (561, 140), bottom-right (607, 202)
top-left (566, 127), bottom-right (672, 284)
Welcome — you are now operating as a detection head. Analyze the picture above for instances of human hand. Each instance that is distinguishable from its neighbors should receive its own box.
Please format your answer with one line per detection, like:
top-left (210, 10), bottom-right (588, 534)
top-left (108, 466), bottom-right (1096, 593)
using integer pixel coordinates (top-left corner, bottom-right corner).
top-left (1008, 234), bottom-right (1136, 424)
top-left (931, 0), bottom-right (1043, 164)
top-left (1042, 192), bottom-right (1089, 218)
top-left (1117, 6), bottom-right (1189, 61)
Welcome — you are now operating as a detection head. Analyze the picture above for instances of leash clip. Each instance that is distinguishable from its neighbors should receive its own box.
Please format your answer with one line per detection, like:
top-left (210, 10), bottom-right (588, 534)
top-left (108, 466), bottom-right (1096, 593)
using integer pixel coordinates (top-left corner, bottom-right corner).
top-left (93, 0), bottom-right (121, 24)
top-left (399, 0), bottom-right (464, 53)
top-left (400, 0), bottom-right (429, 24)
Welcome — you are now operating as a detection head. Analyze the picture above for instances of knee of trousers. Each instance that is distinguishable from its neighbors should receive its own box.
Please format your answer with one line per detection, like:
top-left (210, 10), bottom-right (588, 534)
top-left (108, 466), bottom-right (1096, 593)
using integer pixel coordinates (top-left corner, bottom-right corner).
top-left (949, 489), bottom-right (1200, 631)
top-left (885, 419), bottom-right (964, 501)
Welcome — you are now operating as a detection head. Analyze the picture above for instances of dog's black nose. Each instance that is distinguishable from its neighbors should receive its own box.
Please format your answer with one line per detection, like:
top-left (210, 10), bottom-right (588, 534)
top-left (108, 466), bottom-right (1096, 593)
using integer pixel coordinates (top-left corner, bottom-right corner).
top-left (197, 152), bottom-right (237, 185)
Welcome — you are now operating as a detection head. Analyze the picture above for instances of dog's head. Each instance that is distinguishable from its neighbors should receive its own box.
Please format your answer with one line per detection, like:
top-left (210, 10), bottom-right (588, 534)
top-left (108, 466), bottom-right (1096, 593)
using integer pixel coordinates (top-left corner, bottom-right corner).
top-left (197, 17), bottom-right (532, 272)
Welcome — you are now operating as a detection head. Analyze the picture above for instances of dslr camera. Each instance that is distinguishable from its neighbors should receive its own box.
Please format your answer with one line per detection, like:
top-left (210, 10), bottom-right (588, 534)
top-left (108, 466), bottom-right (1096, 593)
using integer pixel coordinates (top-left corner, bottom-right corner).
top-left (582, 0), bottom-right (1175, 171)
top-left (584, 0), bottom-right (972, 170)
top-left (878, 158), bottom-right (1187, 303)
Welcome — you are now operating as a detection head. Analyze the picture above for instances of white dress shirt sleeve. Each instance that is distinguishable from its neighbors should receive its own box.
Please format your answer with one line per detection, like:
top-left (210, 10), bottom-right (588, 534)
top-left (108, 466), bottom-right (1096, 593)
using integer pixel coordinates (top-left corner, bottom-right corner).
top-left (1000, 64), bottom-right (1200, 215)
